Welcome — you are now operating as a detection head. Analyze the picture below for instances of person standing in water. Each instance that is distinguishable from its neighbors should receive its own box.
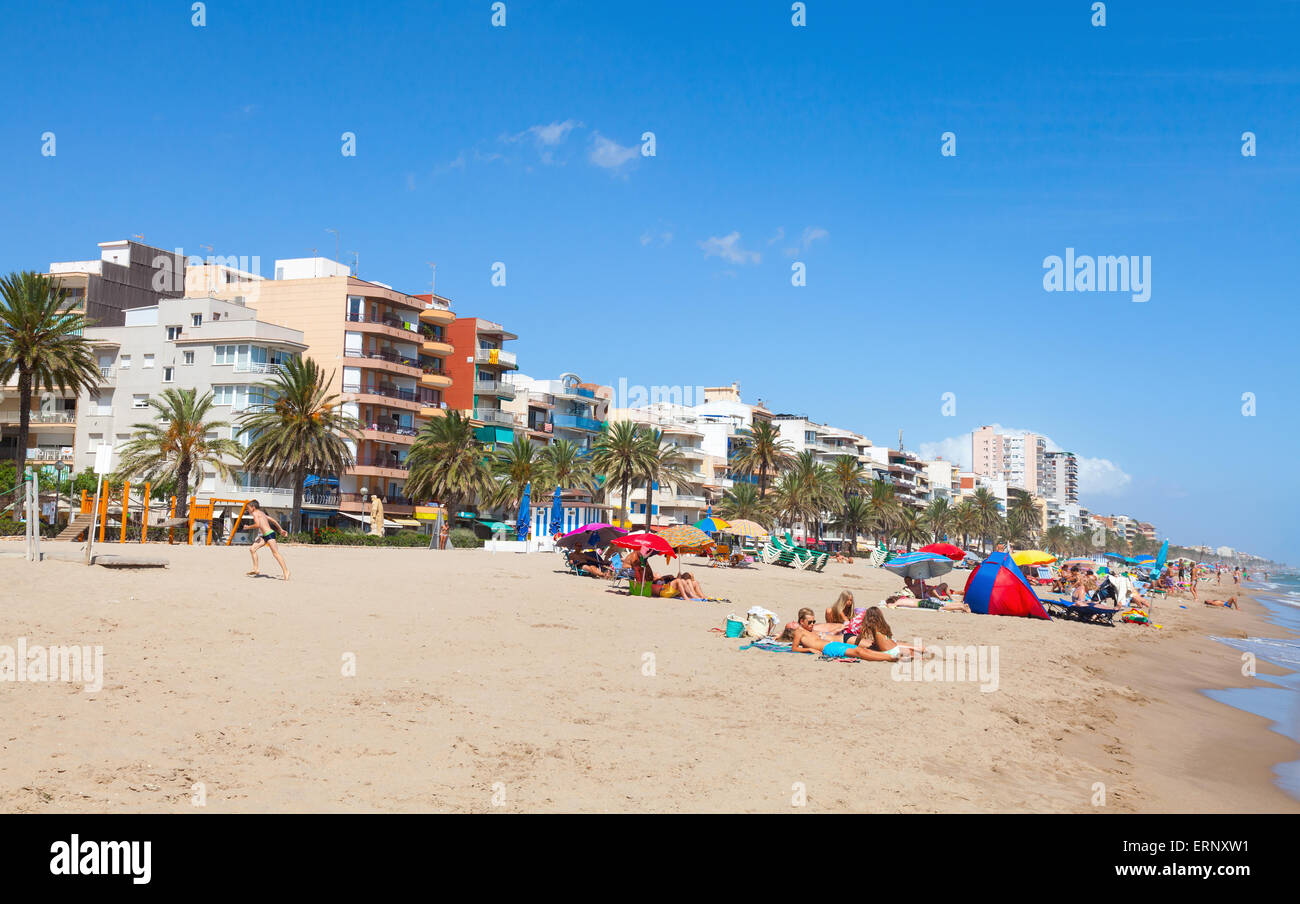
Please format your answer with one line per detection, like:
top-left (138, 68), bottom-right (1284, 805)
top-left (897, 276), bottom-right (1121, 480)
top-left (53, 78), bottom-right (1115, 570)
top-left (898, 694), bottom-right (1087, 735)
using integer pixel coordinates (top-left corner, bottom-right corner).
top-left (246, 500), bottom-right (290, 580)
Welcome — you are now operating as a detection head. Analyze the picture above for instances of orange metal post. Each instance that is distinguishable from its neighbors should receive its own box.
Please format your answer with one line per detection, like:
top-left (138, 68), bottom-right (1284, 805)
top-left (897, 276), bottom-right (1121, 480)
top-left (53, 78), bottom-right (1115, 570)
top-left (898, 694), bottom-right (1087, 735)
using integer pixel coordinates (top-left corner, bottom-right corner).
top-left (141, 483), bottom-right (150, 543)
top-left (80, 489), bottom-right (88, 515)
top-left (168, 496), bottom-right (176, 545)
top-left (98, 488), bottom-right (108, 543)
top-left (121, 480), bottom-right (130, 543)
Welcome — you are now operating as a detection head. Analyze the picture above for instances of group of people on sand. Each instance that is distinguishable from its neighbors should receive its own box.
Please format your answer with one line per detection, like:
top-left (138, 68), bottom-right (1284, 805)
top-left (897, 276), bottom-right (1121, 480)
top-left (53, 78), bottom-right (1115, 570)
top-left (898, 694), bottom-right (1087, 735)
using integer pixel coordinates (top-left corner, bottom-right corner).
top-left (777, 590), bottom-right (929, 661)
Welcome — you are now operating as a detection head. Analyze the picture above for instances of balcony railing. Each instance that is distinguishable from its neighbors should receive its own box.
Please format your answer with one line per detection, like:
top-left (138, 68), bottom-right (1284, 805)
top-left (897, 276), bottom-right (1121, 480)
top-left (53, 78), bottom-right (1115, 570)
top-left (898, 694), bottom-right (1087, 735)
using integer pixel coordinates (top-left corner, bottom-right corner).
top-left (349, 454), bottom-right (410, 472)
top-left (7, 411), bottom-right (77, 424)
top-left (345, 348), bottom-right (419, 369)
top-left (474, 380), bottom-right (516, 398)
top-left (471, 407), bottom-right (514, 427)
top-left (345, 312), bottom-right (419, 333)
top-left (340, 491), bottom-right (416, 507)
top-left (343, 383), bottom-right (428, 404)
top-left (303, 490), bottom-right (341, 506)
top-left (98, 366), bottom-right (115, 382)
top-left (233, 362), bottom-right (288, 375)
top-left (362, 422), bottom-right (419, 438)
top-left (552, 414), bottom-right (603, 432)
top-left (26, 448), bottom-right (74, 461)
top-left (473, 348), bottom-right (517, 368)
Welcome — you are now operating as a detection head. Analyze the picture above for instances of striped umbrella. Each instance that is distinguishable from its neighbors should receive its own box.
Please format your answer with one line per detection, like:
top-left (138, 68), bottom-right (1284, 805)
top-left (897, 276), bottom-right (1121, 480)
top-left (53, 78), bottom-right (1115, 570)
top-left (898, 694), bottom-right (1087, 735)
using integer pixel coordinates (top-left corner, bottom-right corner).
top-left (724, 519), bottom-right (769, 539)
top-left (693, 516), bottom-right (730, 533)
top-left (657, 524), bottom-right (713, 550)
top-left (883, 551), bottom-right (954, 580)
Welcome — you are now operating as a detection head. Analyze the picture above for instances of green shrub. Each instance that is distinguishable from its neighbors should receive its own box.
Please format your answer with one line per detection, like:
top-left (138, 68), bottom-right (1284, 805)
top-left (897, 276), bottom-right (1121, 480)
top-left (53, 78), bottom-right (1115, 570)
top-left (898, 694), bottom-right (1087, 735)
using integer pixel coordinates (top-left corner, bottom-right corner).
top-left (449, 527), bottom-right (483, 549)
top-left (0, 517), bottom-right (61, 538)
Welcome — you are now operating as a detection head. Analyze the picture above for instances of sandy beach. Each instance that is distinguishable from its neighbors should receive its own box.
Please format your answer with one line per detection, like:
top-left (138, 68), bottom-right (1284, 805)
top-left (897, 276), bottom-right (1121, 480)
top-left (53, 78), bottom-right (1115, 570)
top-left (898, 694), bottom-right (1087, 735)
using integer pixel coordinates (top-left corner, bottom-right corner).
top-left (1, 544), bottom-right (1296, 813)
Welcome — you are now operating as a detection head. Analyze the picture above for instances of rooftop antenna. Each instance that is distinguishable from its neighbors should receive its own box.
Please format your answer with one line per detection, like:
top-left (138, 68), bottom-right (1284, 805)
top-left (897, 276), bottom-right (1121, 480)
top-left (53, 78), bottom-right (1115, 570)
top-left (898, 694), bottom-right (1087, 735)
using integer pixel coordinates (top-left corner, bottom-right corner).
top-left (426, 262), bottom-right (437, 299)
top-left (898, 429), bottom-right (903, 451)
top-left (349, 251), bottom-right (359, 277)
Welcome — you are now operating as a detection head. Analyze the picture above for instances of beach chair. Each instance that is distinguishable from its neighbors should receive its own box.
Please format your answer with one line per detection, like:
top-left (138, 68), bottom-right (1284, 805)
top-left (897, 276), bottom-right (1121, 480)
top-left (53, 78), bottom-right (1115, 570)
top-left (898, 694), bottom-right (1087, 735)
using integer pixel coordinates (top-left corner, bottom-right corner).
top-left (711, 543), bottom-right (732, 568)
top-left (1044, 598), bottom-right (1115, 626)
top-left (766, 536), bottom-right (799, 567)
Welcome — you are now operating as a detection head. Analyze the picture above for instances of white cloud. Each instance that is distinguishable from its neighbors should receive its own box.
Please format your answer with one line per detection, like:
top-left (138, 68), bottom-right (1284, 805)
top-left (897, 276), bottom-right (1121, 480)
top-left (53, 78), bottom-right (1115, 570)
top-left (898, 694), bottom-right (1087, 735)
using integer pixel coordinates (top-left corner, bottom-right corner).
top-left (528, 120), bottom-right (580, 146)
top-left (589, 133), bottom-right (638, 169)
top-left (915, 423), bottom-right (1132, 497)
top-left (698, 232), bottom-right (761, 265)
top-left (767, 227), bottom-right (785, 246)
top-left (801, 226), bottom-right (829, 247)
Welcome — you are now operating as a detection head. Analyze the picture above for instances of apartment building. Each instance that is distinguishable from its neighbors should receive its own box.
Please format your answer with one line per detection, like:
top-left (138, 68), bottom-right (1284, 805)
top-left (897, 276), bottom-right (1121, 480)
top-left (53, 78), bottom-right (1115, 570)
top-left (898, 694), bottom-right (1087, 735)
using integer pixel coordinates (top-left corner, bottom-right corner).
top-left (49, 239), bottom-right (188, 327)
top-left (72, 296), bottom-right (307, 521)
top-left (503, 373), bottom-right (608, 450)
top-left (972, 426), bottom-right (1048, 495)
top-left (1041, 450), bottom-right (1079, 504)
top-left (221, 257), bottom-right (453, 523)
top-left (692, 384), bottom-right (773, 497)
top-left (604, 402), bottom-right (711, 526)
top-left (444, 317), bottom-right (518, 449)
top-left (921, 459), bottom-right (961, 501)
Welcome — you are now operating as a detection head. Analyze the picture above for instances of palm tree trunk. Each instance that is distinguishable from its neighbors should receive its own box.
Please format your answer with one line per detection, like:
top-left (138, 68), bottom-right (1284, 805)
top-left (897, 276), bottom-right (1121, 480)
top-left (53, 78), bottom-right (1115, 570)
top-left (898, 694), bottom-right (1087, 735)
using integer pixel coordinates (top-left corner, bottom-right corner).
top-left (15, 371), bottom-right (32, 491)
top-left (620, 476), bottom-right (630, 527)
top-left (291, 465), bottom-right (305, 534)
top-left (176, 458), bottom-right (191, 519)
top-left (643, 478), bottom-right (654, 533)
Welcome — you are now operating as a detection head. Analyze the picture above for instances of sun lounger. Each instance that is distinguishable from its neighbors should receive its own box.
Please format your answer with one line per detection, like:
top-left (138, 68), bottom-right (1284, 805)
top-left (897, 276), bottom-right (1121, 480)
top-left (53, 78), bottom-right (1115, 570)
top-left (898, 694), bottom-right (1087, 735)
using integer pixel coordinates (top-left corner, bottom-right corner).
top-left (1044, 598), bottom-right (1115, 626)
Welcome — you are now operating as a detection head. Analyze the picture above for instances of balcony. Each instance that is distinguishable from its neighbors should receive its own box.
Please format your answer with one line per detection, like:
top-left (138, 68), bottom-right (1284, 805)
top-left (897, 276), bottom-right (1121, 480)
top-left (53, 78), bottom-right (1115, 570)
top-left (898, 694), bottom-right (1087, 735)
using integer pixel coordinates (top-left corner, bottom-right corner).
top-left (473, 347), bottom-right (517, 369)
top-left (97, 366), bottom-right (115, 383)
top-left (344, 347), bottom-right (420, 371)
top-left (418, 306), bottom-right (455, 326)
top-left (552, 414), bottom-right (603, 432)
top-left (1, 411), bottom-right (76, 426)
top-left (25, 447), bottom-right (75, 462)
top-left (339, 492), bottom-right (416, 516)
top-left (474, 380), bottom-right (516, 399)
top-left (347, 454), bottom-right (410, 479)
top-left (471, 407), bottom-right (514, 427)
top-left (360, 423), bottom-right (420, 444)
top-left (232, 362), bottom-right (288, 375)
top-left (343, 383), bottom-right (432, 411)
top-left (345, 312), bottom-right (423, 342)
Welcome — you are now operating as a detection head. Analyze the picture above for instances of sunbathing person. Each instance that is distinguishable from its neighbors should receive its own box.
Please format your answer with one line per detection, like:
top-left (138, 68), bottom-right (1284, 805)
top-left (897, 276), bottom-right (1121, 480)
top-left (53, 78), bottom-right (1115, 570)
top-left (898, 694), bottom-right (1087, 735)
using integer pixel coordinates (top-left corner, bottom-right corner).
top-left (573, 549), bottom-right (613, 578)
top-left (1203, 597), bottom-right (1239, 609)
top-left (854, 607), bottom-right (925, 658)
top-left (887, 592), bottom-right (969, 612)
top-left (784, 609), bottom-right (897, 661)
top-left (825, 590), bottom-right (855, 625)
top-left (904, 577), bottom-right (952, 600)
top-left (675, 572), bottom-right (707, 599)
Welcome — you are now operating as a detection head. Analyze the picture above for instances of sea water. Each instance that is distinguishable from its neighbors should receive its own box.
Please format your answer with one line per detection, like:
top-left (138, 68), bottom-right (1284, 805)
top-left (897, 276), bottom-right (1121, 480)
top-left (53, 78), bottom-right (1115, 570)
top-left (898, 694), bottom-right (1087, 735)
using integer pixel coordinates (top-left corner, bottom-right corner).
top-left (1207, 574), bottom-right (1300, 800)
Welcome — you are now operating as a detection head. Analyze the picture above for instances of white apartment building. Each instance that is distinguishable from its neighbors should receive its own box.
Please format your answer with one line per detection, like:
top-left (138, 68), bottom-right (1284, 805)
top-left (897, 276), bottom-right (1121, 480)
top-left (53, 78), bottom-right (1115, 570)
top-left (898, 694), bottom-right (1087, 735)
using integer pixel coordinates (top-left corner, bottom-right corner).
top-left (605, 401), bottom-right (711, 526)
top-left (972, 426), bottom-right (1048, 495)
top-left (921, 459), bottom-right (961, 501)
top-left (1041, 450), bottom-right (1079, 504)
top-left (503, 373), bottom-right (609, 451)
top-left (73, 296), bottom-right (308, 521)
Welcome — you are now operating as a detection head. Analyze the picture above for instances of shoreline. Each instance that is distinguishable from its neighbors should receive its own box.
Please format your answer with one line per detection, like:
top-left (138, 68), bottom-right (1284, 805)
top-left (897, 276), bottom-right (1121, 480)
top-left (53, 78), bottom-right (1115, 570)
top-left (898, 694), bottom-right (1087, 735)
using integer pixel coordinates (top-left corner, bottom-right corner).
top-left (1, 545), bottom-right (1296, 813)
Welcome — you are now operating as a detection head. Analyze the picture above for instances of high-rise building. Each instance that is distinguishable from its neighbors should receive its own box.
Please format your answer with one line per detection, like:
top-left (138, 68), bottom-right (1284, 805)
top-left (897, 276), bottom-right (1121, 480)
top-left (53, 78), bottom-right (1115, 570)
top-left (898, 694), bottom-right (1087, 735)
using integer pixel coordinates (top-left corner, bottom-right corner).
top-left (1041, 450), bottom-right (1079, 503)
top-left (971, 426), bottom-right (1047, 494)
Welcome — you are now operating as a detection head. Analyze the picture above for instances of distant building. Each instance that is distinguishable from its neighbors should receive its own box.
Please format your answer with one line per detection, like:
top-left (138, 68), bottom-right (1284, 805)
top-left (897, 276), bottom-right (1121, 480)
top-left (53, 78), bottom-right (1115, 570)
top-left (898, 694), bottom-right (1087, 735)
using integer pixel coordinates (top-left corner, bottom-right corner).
top-left (1041, 450), bottom-right (1079, 504)
top-left (49, 239), bottom-right (188, 328)
top-left (972, 425), bottom-right (1048, 495)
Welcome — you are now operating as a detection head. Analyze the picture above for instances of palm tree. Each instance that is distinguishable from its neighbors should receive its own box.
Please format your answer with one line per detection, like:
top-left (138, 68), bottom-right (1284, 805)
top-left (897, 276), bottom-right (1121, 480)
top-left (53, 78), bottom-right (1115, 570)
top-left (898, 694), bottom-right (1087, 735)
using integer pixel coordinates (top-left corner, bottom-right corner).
top-left (829, 455), bottom-right (865, 506)
top-left (716, 482), bottom-right (770, 523)
top-left (405, 410), bottom-right (495, 522)
top-left (923, 497), bottom-right (953, 543)
top-left (1007, 490), bottom-right (1042, 546)
top-left (540, 439), bottom-right (595, 496)
top-left (730, 419), bottom-right (793, 498)
top-left (591, 421), bottom-right (652, 527)
top-left (1043, 524), bottom-right (1071, 556)
top-left (786, 451), bottom-right (837, 545)
top-left (491, 435), bottom-right (546, 519)
top-left (239, 357), bottom-right (361, 533)
top-left (114, 388), bottom-right (244, 519)
top-left (865, 479), bottom-right (901, 547)
top-left (951, 499), bottom-right (979, 551)
top-left (830, 496), bottom-right (873, 555)
top-left (637, 429), bottom-right (691, 533)
top-left (895, 506), bottom-right (929, 552)
top-left (771, 472), bottom-right (803, 531)
top-left (0, 271), bottom-right (101, 482)
top-left (969, 488), bottom-right (1002, 554)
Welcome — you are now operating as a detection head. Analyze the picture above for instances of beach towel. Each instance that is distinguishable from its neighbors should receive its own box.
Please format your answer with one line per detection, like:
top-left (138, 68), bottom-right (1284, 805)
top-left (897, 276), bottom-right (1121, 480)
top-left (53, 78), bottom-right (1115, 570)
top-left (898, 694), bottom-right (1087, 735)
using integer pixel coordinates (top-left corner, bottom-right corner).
top-left (738, 639), bottom-right (807, 653)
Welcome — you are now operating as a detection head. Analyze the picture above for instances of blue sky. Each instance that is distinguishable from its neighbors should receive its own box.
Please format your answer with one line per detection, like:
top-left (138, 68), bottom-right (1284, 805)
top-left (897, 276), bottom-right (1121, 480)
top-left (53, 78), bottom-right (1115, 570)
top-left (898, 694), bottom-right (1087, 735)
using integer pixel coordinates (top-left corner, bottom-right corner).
top-left (2, 0), bottom-right (1297, 561)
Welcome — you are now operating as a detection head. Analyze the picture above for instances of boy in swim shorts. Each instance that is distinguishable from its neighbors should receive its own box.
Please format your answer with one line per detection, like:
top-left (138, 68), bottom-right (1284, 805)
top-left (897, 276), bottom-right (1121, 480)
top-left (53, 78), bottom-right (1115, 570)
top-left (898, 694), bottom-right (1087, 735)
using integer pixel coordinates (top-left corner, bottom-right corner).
top-left (246, 500), bottom-right (290, 581)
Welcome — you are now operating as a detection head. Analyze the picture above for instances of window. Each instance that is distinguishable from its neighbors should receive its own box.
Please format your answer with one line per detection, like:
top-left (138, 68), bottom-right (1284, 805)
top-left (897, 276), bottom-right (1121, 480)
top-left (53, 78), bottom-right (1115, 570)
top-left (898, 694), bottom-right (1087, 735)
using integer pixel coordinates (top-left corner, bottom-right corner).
top-left (163, 367), bottom-right (174, 383)
top-left (119, 355), bottom-right (131, 369)
top-left (183, 351), bottom-right (195, 365)
top-left (213, 385), bottom-right (250, 409)
top-left (143, 354), bottom-right (155, 368)
top-left (132, 394), bottom-right (150, 409)
top-left (192, 314), bottom-right (203, 327)
top-left (166, 326), bottom-right (182, 340)
top-left (214, 345), bottom-right (234, 365)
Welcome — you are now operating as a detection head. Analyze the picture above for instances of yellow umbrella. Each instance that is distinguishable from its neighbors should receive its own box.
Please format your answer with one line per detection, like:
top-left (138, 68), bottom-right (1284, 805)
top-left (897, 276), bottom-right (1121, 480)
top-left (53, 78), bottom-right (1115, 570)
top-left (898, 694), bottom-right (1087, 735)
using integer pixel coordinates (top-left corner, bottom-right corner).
top-left (1012, 549), bottom-right (1056, 566)
top-left (725, 519), bottom-right (770, 539)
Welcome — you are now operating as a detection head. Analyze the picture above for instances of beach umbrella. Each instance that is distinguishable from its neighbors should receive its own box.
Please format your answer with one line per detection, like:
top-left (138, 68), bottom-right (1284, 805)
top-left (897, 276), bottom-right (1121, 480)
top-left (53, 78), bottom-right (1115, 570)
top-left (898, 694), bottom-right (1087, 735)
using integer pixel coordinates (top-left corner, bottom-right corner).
top-left (1012, 549), bottom-right (1056, 567)
top-left (515, 482), bottom-right (531, 541)
top-left (548, 487), bottom-right (563, 536)
top-left (883, 551), bottom-right (954, 580)
top-left (658, 524), bottom-right (713, 550)
top-left (613, 532), bottom-right (677, 560)
top-left (725, 519), bottom-right (769, 539)
top-left (962, 551), bottom-right (1050, 619)
top-left (919, 542), bottom-right (966, 561)
top-left (556, 524), bottom-right (626, 549)
top-left (1061, 557), bottom-right (1100, 572)
top-left (693, 516), bottom-right (730, 533)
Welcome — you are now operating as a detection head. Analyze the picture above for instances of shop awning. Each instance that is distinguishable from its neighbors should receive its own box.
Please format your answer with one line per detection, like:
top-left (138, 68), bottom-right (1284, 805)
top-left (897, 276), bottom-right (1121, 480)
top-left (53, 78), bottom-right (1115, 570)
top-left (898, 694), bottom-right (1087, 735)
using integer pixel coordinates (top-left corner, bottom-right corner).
top-left (338, 511), bottom-right (403, 529)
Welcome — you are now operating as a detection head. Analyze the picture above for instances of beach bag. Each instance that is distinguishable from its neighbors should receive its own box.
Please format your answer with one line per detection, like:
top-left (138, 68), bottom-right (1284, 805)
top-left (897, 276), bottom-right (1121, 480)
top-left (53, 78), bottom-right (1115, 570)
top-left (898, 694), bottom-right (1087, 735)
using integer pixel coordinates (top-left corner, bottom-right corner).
top-left (724, 615), bottom-right (745, 638)
top-left (744, 612), bottom-right (775, 638)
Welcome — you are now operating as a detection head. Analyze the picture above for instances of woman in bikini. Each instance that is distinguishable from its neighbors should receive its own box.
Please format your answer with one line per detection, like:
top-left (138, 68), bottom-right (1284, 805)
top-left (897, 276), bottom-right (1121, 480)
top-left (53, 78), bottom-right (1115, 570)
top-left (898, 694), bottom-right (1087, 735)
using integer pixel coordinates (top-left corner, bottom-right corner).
top-left (854, 607), bottom-right (925, 658)
top-left (1203, 597), bottom-right (1239, 609)
top-left (782, 609), bottom-right (897, 661)
top-left (824, 590), bottom-right (855, 626)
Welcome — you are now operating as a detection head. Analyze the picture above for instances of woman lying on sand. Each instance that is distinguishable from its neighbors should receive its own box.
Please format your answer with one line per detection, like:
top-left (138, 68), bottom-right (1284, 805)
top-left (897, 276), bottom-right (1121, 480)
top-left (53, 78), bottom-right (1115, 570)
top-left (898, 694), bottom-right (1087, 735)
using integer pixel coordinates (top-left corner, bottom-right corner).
top-left (855, 607), bottom-right (926, 658)
top-left (904, 577), bottom-right (952, 600)
top-left (781, 609), bottom-right (900, 661)
top-left (1203, 597), bottom-right (1239, 609)
top-left (887, 592), bottom-right (969, 612)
